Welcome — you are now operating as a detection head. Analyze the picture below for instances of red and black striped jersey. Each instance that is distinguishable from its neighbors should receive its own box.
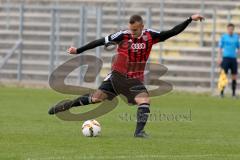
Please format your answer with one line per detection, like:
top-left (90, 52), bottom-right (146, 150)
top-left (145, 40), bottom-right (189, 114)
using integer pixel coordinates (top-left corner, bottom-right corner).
top-left (105, 29), bottom-right (165, 81)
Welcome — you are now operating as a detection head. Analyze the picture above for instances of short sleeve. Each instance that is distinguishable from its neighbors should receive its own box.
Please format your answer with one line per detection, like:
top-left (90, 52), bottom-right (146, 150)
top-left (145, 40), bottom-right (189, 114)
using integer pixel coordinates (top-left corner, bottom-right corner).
top-left (148, 29), bottom-right (162, 44)
top-left (104, 31), bottom-right (124, 44)
top-left (219, 35), bottom-right (224, 48)
top-left (237, 35), bottom-right (240, 49)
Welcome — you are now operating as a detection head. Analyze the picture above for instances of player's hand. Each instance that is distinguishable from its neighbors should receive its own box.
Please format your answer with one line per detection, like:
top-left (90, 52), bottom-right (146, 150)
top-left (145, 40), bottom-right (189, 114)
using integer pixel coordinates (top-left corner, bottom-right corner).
top-left (67, 46), bottom-right (77, 54)
top-left (191, 14), bottom-right (205, 21)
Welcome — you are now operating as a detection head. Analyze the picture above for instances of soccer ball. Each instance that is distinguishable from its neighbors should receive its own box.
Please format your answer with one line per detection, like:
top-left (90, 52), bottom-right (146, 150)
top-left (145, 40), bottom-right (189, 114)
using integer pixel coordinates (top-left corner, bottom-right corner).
top-left (82, 120), bottom-right (101, 137)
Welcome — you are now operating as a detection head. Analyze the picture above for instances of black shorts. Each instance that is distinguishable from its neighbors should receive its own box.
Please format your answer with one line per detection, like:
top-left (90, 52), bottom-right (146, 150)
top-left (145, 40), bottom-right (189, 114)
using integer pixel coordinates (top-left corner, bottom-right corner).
top-left (98, 71), bottom-right (148, 104)
top-left (221, 57), bottom-right (238, 75)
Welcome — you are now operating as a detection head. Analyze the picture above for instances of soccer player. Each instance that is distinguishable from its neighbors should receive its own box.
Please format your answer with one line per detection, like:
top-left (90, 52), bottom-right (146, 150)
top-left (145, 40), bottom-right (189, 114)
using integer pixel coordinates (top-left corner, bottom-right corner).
top-left (49, 14), bottom-right (204, 138)
top-left (218, 23), bottom-right (239, 98)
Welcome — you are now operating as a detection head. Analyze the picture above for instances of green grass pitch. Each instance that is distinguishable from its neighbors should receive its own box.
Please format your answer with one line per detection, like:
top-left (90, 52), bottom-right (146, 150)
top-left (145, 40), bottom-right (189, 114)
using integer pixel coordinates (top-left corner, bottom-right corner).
top-left (0, 86), bottom-right (240, 160)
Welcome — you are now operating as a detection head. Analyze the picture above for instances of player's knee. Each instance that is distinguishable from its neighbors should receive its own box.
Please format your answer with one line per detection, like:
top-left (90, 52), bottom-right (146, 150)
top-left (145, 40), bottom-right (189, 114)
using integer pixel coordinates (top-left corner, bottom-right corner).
top-left (91, 90), bottom-right (108, 103)
top-left (91, 96), bottom-right (104, 103)
top-left (137, 97), bottom-right (150, 105)
top-left (232, 74), bottom-right (237, 80)
top-left (134, 92), bottom-right (150, 105)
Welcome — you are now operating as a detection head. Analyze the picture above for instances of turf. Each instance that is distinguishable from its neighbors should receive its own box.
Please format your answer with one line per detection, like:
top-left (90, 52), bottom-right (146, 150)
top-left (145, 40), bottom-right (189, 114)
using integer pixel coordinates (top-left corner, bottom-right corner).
top-left (0, 86), bottom-right (240, 160)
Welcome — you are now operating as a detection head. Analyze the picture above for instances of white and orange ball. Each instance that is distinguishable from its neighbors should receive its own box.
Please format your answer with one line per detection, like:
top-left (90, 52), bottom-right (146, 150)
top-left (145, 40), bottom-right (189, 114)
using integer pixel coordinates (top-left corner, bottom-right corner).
top-left (82, 120), bottom-right (101, 137)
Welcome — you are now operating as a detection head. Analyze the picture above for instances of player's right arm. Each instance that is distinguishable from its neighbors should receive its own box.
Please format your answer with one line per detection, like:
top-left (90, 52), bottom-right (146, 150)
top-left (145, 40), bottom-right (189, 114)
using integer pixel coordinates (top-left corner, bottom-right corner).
top-left (68, 38), bottom-right (105, 54)
top-left (218, 35), bottom-right (224, 66)
top-left (68, 31), bottom-right (124, 54)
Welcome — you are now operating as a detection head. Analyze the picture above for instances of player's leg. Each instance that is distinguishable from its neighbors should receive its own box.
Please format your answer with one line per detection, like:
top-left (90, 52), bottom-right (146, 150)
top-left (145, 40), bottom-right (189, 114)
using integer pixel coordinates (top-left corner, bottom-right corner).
top-left (109, 71), bottom-right (150, 137)
top-left (48, 90), bottom-right (108, 115)
top-left (231, 75), bottom-right (237, 97)
top-left (134, 92), bottom-right (150, 138)
top-left (231, 58), bottom-right (238, 97)
top-left (70, 90), bottom-right (109, 107)
top-left (220, 58), bottom-right (229, 97)
top-left (48, 74), bottom-right (117, 115)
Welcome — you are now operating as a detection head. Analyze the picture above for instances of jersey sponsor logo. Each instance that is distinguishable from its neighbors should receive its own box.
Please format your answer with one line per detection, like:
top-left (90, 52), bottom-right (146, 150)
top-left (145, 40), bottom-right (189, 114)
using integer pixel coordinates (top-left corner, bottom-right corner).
top-left (131, 43), bottom-right (146, 49)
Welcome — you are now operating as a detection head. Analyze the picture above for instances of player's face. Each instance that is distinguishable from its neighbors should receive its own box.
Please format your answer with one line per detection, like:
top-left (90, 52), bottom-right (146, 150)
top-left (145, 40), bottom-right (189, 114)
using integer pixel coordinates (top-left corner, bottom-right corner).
top-left (129, 22), bottom-right (144, 38)
top-left (227, 26), bottom-right (234, 35)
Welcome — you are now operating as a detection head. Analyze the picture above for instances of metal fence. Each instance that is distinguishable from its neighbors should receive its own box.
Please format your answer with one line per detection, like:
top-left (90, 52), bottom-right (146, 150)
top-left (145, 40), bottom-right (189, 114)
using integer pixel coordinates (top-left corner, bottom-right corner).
top-left (0, 0), bottom-right (237, 93)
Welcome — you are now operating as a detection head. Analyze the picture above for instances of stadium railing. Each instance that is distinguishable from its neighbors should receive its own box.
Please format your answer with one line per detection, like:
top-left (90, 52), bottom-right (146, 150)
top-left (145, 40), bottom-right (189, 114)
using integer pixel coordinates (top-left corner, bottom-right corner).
top-left (0, 0), bottom-right (239, 93)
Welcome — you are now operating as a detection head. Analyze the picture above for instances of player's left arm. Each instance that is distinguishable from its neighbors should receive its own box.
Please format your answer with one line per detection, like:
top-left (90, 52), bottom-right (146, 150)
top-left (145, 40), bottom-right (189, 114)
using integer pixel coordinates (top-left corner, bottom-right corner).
top-left (150, 14), bottom-right (204, 43)
top-left (237, 36), bottom-right (240, 56)
top-left (68, 31), bottom-right (124, 54)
